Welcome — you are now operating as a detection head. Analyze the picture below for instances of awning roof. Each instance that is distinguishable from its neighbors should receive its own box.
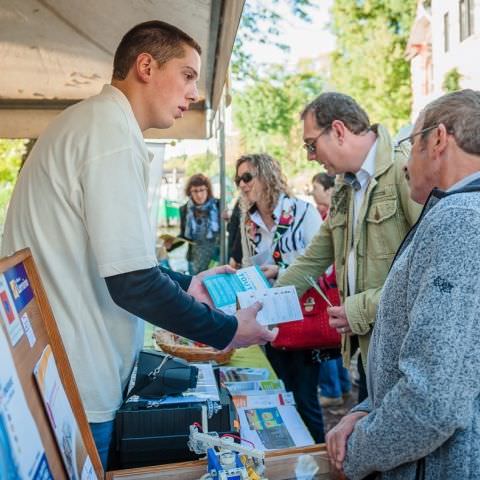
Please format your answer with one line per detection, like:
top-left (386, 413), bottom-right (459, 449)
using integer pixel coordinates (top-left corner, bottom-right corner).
top-left (0, 0), bottom-right (244, 139)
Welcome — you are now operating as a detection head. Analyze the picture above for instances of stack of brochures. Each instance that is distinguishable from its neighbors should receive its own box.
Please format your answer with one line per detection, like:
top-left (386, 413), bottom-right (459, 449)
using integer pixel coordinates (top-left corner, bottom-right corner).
top-left (218, 366), bottom-right (315, 450)
top-left (203, 266), bottom-right (303, 325)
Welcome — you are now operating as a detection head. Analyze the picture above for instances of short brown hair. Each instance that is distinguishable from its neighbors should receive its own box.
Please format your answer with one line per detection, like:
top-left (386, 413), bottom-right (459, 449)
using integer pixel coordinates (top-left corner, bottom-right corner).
top-left (312, 172), bottom-right (335, 190)
top-left (113, 20), bottom-right (202, 80)
top-left (420, 89), bottom-right (480, 155)
top-left (185, 174), bottom-right (213, 198)
top-left (301, 92), bottom-right (370, 135)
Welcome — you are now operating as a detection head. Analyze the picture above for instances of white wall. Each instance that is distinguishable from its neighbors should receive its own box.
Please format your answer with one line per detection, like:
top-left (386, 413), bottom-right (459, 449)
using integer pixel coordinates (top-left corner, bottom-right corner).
top-left (431, 0), bottom-right (480, 92)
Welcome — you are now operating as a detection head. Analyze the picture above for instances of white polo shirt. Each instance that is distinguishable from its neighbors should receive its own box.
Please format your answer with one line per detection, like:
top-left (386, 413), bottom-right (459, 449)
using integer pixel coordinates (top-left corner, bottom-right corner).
top-left (1, 85), bottom-right (158, 422)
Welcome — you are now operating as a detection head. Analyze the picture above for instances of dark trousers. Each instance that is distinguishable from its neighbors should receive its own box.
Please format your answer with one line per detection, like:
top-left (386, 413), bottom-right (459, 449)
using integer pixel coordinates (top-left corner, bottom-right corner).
top-left (357, 352), bottom-right (368, 404)
top-left (265, 344), bottom-right (325, 443)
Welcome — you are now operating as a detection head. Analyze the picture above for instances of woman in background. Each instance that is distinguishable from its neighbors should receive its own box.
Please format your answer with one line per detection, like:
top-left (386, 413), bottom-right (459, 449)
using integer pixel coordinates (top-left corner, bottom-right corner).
top-left (169, 173), bottom-right (220, 275)
top-left (235, 153), bottom-right (325, 442)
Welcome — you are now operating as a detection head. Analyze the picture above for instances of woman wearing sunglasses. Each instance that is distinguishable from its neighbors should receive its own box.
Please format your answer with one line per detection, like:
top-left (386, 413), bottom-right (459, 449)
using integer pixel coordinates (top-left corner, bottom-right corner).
top-left (234, 153), bottom-right (325, 442)
top-left (167, 173), bottom-right (220, 275)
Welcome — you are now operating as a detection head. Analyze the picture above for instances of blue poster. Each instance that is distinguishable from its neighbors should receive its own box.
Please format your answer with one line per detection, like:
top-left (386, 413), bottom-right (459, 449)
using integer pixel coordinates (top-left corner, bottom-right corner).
top-left (4, 264), bottom-right (34, 313)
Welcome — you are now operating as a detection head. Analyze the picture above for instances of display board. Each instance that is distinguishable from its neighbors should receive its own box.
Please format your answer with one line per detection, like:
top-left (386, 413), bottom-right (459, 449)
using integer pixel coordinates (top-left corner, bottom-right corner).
top-left (0, 248), bottom-right (103, 479)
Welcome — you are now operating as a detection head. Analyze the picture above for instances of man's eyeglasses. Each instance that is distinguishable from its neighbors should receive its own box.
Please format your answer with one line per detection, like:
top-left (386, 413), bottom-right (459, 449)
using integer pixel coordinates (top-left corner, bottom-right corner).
top-left (235, 171), bottom-right (256, 186)
top-left (395, 125), bottom-right (438, 148)
top-left (303, 127), bottom-right (328, 154)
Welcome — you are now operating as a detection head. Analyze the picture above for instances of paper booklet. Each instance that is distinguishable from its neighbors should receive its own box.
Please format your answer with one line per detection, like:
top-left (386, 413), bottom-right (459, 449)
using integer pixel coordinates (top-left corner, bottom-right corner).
top-left (232, 391), bottom-right (296, 409)
top-left (238, 405), bottom-right (314, 451)
top-left (203, 266), bottom-right (303, 325)
top-left (224, 379), bottom-right (285, 395)
top-left (34, 345), bottom-right (96, 480)
top-left (236, 285), bottom-right (303, 326)
top-left (219, 367), bottom-right (270, 383)
top-left (203, 266), bottom-right (271, 315)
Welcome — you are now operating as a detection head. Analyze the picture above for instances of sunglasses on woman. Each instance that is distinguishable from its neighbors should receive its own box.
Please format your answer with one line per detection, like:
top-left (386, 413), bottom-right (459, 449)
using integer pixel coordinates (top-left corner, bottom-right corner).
top-left (234, 171), bottom-right (256, 186)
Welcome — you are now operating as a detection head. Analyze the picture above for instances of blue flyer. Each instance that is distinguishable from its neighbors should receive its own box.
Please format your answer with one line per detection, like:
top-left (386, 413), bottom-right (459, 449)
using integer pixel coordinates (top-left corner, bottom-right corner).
top-left (4, 263), bottom-right (34, 313)
top-left (203, 266), bottom-right (271, 315)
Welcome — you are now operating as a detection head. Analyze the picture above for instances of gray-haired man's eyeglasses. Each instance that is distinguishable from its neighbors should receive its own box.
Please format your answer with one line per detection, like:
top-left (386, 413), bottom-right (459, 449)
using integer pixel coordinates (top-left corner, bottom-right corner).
top-left (395, 125), bottom-right (438, 148)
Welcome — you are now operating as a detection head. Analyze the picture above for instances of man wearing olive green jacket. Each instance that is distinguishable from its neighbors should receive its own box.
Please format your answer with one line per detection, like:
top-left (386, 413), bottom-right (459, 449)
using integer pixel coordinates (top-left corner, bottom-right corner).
top-left (275, 93), bottom-right (421, 400)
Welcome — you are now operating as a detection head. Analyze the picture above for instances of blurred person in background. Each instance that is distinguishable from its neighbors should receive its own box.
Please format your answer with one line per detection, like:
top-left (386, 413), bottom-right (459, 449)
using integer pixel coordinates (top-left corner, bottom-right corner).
top-left (167, 173), bottom-right (220, 274)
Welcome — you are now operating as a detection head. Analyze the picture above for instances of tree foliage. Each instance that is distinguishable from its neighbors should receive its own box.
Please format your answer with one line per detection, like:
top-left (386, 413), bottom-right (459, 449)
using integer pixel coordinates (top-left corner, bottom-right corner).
top-left (232, 0), bottom-right (314, 80)
top-left (233, 64), bottom-right (323, 176)
top-left (442, 68), bottom-right (462, 93)
top-left (330, 0), bottom-right (416, 133)
top-left (0, 139), bottom-right (26, 230)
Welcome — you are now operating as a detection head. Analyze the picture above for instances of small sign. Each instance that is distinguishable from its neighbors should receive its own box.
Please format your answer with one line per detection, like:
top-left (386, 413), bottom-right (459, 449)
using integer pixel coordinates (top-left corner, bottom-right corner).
top-left (0, 274), bottom-right (24, 346)
top-left (20, 312), bottom-right (36, 347)
top-left (4, 263), bottom-right (34, 312)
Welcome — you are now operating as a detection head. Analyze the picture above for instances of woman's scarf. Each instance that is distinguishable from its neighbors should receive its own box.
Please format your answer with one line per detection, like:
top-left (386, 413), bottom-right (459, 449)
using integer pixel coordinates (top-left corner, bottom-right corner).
top-left (184, 197), bottom-right (219, 241)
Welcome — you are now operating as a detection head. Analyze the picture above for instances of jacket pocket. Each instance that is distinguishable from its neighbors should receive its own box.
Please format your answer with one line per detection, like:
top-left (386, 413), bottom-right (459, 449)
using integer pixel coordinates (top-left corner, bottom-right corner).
top-left (366, 199), bottom-right (401, 258)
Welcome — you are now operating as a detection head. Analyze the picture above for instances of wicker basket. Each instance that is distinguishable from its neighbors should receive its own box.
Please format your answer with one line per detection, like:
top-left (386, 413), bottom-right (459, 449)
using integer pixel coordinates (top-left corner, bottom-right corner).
top-left (154, 329), bottom-right (234, 364)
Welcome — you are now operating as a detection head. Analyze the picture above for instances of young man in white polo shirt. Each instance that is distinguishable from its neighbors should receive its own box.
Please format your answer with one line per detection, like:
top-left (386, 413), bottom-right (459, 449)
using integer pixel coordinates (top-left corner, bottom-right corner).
top-left (1, 21), bottom-right (277, 468)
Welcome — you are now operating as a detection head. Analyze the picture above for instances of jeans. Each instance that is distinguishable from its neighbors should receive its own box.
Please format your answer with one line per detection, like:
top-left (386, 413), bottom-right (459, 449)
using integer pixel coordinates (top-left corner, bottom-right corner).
top-left (265, 345), bottom-right (325, 443)
top-left (90, 420), bottom-right (115, 470)
top-left (319, 357), bottom-right (351, 399)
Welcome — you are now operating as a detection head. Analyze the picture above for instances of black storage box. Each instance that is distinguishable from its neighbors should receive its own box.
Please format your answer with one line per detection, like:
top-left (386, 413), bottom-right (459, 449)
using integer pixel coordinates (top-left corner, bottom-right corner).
top-left (114, 368), bottom-right (237, 468)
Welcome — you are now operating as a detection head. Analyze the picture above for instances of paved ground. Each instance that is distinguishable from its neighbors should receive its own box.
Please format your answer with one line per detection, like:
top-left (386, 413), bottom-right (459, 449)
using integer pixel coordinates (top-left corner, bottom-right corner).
top-left (322, 382), bottom-right (359, 434)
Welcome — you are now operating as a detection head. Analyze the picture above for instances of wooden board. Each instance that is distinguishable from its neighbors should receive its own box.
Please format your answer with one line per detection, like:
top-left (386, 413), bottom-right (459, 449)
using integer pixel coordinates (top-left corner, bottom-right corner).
top-left (0, 248), bottom-right (103, 479)
top-left (106, 445), bottom-right (338, 480)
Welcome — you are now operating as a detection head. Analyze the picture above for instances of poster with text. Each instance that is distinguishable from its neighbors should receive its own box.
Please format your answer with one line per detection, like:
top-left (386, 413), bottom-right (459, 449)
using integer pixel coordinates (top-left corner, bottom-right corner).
top-left (0, 327), bottom-right (52, 479)
top-left (0, 274), bottom-right (24, 346)
top-left (34, 345), bottom-right (97, 480)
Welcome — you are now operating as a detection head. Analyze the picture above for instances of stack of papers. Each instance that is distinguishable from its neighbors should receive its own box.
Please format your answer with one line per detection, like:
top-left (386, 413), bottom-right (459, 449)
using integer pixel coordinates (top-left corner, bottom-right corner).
top-left (218, 366), bottom-right (314, 451)
top-left (237, 405), bottom-right (314, 450)
top-left (219, 367), bottom-right (270, 383)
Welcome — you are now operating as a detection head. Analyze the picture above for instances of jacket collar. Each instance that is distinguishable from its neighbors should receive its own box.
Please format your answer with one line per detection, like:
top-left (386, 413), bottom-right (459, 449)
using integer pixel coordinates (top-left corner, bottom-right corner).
top-left (336, 124), bottom-right (394, 193)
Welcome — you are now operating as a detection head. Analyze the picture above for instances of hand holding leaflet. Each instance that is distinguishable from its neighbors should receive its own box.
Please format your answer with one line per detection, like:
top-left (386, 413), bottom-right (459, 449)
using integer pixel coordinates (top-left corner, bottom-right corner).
top-left (203, 266), bottom-right (271, 314)
top-left (236, 286), bottom-right (303, 326)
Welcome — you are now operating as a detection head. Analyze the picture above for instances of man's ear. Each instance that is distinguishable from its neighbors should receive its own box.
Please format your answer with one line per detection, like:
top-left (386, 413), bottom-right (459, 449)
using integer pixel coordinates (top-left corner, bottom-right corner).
top-left (331, 119), bottom-right (346, 145)
top-left (431, 124), bottom-right (449, 156)
top-left (134, 53), bottom-right (155, 83)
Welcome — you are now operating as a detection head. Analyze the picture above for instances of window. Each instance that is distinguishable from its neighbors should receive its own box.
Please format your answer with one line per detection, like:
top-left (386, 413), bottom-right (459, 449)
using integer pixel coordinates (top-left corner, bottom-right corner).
top-left (444, 12), bottom-right (450, 51)
top-left (459, 0), bottom-right (475, 41)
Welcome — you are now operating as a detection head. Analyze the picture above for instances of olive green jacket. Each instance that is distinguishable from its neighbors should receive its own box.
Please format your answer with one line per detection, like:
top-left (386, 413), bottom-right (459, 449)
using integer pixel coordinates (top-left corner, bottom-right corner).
top-left (276, 125), bottom-right (421, 366)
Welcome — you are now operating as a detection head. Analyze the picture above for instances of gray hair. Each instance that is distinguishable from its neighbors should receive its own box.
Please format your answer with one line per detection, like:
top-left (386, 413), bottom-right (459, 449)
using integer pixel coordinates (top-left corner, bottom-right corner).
top-left (301, 92), bottom-right (370, 135)
top-left (420, 89), bottom-right (480, 155)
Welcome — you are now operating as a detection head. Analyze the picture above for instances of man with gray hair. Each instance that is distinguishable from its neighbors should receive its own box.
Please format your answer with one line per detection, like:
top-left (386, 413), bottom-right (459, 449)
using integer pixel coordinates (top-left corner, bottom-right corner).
top-left (275, 92), bottom-right (420, 402)
top-left (327, 89), bottom-right (480, 479)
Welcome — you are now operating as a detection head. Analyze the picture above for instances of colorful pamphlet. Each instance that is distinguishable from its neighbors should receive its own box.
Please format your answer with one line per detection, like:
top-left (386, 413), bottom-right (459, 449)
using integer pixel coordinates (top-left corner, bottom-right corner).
top-left (0, 328), bottom-right (53, 479)
top-left (238, 406), bottom-right (314, 451)
top-left (34, 345), bottom-right (96, 480)
top-left (203, 266), bottom-right (271, 315)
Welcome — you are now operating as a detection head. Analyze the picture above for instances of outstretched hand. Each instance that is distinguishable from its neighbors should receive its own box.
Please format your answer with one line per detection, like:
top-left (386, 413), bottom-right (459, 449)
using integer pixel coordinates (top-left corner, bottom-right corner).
top-left (187, 264), bottom-right (236, 307)
top-left (226, 302), bottom-right (278, 349)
